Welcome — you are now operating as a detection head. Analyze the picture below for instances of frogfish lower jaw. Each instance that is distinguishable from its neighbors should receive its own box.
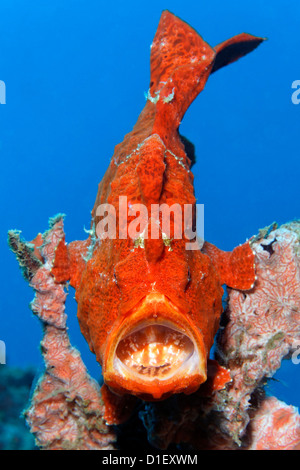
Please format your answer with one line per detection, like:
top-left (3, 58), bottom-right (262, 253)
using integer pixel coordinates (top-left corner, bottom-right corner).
top-left (103, 294), bottom-right (207, 400)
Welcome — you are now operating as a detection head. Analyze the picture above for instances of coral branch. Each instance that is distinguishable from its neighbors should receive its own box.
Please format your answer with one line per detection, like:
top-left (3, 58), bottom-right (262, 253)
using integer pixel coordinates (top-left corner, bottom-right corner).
top-left (9, 216), bottom-right (116, 450)
top-left (215, 220), bottom-right (300, 443)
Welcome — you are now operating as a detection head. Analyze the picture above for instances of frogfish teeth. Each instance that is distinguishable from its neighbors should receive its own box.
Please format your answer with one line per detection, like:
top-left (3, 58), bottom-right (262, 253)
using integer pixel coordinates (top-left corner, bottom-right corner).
top-left (52, 10), bottom-right (263, 401)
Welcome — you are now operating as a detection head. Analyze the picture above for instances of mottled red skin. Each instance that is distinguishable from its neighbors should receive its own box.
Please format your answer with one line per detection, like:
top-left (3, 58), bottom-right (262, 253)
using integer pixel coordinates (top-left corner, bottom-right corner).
top-left (52, 11), bottom-right (262, 401)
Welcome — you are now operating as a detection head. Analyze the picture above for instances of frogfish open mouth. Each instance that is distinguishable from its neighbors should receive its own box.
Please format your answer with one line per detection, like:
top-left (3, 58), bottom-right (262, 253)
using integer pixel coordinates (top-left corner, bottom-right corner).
top-left (51, 10), bottom-right (263, 401)
top-left (104, 293), bottom-right (207, 400)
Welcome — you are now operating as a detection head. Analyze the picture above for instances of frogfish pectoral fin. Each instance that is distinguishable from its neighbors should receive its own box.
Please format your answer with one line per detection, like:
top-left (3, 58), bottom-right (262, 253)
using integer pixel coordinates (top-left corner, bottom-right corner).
top-left (202, 241), bottom-right (256, 290)
top-left (100, 384), bottom-right (138, 426)
top-left (51, 238), bottom-right (91, 289)
top-left (197, 359), bottom-right (232, 397)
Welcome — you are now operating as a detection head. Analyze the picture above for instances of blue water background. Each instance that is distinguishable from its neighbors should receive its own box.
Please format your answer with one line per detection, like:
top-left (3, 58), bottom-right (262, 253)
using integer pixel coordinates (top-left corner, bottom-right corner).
top-left (1, 0), bottom-right (299, 408)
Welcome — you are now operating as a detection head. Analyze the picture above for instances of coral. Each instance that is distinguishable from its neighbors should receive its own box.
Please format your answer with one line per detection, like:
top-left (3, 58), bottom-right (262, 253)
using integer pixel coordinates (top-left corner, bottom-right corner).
top-left (8, 219), bottom-right (300, 450)
top-left (248, 396), bottom-right (300, 450)
top-left (215, 220), bottom-right (300, 443)
top-left (8, 216), bottom-right (116, 450)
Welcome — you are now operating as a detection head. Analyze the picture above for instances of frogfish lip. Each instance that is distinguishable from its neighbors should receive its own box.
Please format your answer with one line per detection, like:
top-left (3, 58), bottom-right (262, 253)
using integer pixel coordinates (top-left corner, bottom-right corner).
top-left (103, 293), bottom-right (207, 400)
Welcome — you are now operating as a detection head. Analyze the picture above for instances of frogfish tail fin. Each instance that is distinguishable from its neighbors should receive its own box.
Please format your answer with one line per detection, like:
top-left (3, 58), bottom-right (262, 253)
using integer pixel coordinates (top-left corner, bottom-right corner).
top-left (212, 33), bottom-right (266, 74)
top-left (149, 10), bottom-right (265, 136)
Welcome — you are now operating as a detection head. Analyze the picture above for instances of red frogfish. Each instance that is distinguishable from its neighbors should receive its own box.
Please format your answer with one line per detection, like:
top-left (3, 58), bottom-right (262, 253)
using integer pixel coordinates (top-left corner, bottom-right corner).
top-left (52, 10), bottom-right (262, 400)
